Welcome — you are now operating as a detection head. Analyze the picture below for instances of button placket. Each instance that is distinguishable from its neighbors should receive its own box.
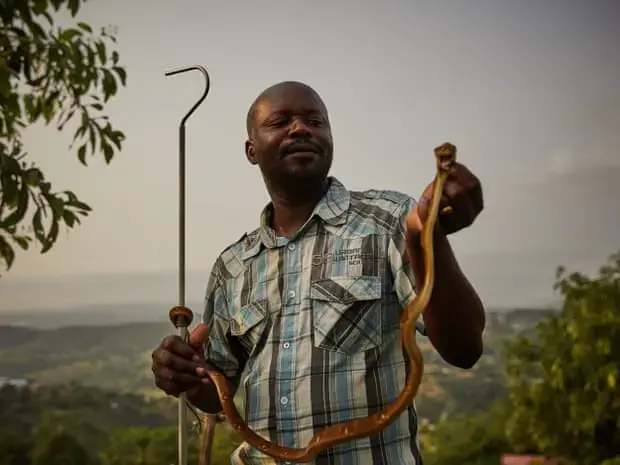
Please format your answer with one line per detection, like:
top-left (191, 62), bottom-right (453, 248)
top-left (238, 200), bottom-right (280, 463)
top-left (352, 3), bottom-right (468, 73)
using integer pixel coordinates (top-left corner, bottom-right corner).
top-left (278, 239), bottom-right (300, 449)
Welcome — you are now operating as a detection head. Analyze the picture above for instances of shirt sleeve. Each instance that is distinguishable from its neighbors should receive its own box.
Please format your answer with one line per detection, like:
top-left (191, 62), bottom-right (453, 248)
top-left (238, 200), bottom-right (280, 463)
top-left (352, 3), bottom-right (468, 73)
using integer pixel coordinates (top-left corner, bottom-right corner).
top-left (388, 195), bottom-right (428, 337)
top-left (201, 268), bottom-right (244, 378)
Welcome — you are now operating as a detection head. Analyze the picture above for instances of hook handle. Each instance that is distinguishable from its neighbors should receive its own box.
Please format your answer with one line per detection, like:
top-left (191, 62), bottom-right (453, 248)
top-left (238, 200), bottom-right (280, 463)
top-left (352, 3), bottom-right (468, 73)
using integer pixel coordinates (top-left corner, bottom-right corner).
top-left (165, 65), bottom-right (211, 128)
top-left (165, 64), bottom-right (211, 465)
top-left (165, 65), bottom-right (211, 315)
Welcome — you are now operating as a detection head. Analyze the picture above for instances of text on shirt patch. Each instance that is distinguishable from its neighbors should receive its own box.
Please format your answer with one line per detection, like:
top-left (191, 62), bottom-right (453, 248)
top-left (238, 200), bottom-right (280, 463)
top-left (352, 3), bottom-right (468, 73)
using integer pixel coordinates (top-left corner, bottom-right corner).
top-left (312, 248), bottom-right (375, 267)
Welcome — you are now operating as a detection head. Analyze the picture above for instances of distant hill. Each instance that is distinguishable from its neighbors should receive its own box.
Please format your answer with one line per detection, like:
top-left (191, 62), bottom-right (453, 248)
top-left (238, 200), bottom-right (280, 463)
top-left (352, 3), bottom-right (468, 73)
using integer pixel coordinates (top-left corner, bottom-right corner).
top-left (0, 308), bottom-right (556, 424)
top-left (0, 301), bottom-right (205, 329)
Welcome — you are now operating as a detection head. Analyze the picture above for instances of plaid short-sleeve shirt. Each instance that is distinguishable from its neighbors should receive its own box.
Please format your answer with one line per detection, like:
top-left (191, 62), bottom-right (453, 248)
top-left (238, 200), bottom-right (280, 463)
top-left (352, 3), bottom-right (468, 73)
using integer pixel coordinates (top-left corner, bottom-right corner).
top-left (203, 177), bottom-right (426, 465)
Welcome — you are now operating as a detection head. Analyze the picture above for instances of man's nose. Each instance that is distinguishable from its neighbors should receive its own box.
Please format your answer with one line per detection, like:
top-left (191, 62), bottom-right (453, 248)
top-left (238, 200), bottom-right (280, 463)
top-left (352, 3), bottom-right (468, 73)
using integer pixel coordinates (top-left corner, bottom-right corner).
top-left (289, 118), bottom-right (311, 136)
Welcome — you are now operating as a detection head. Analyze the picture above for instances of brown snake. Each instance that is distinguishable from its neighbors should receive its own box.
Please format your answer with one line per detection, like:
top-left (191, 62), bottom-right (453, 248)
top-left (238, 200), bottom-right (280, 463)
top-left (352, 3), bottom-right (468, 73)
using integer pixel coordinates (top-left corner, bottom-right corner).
top-left (171, 142), bottom-right (457, 463)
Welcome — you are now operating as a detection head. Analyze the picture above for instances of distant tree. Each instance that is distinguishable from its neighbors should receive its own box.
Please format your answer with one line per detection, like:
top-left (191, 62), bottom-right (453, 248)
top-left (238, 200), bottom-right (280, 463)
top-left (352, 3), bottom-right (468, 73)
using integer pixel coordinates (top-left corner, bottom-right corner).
top-left (99, 427), bottom-right (198, 465)
top-left (99, 424), bottom-right (242, 465)
top-left (31, 430), bottom-right (92, 465)
top-left (422, 403), bottom-right (514, 465)
top-left (33, 408), bottom-right (108, 458)
top-left (502, 250), bottom-right (620, 464)
top-left (0, 430), bottom-right (33, 465)
top-left (0, 0), bottom-right (127, 274)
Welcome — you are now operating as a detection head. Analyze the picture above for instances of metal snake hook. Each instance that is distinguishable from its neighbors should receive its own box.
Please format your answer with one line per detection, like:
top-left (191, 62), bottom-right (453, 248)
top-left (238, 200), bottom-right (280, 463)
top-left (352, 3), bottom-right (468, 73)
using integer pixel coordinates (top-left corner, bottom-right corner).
top-left (164, 64), bottom-right (211, 465)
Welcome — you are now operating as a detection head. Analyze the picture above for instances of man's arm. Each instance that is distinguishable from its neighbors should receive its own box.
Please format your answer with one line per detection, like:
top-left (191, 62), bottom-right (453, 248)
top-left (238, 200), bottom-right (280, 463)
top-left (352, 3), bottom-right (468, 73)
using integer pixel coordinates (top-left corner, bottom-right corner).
top-left (390, 197), bottom-right (485, 369)
top-left (187, 269), bottom-right (248, 414)
top-left (409, 226), bottom-right (485, 369)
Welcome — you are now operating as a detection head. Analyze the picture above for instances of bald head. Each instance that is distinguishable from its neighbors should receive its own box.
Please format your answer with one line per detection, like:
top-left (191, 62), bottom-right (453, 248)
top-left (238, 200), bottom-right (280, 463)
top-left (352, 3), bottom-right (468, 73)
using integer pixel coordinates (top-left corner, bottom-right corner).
top-left (246, 81), bottom-right (328, 136)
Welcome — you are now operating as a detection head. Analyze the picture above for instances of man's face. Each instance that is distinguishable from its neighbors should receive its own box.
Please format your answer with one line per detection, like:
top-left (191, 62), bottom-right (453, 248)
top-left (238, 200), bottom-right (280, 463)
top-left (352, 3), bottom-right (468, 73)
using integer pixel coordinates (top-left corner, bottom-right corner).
top-left (245, 84), bottom-right (333, 189)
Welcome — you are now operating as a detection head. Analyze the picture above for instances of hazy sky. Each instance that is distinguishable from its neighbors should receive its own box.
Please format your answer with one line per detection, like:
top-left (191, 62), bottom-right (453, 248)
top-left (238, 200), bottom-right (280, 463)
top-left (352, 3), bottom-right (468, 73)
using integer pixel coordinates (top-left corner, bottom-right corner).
top-left (1, 0), bottom-right (619, 311)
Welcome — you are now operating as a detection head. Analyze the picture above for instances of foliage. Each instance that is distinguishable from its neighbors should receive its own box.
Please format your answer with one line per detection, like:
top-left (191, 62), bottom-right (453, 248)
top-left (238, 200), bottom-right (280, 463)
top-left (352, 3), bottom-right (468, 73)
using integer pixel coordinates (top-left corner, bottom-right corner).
top-left (0, 383), bottom-right (242, 465)
top-left (99, 425), bottom-right (242, 465)
top-left (0, 382), bottom-right (178, 442)
top-left (422, 403), bottom-right (513, 465)
top-left (98, 427), bottom-right (186, 465)
top-left (0, 431), bottom-right (32, 465)
top-left (502, 250), bottom-right (620, 464)
top-left (0, 0), bottom-right (127, 273)
top-left (31, 430), bottom-right (92, 465)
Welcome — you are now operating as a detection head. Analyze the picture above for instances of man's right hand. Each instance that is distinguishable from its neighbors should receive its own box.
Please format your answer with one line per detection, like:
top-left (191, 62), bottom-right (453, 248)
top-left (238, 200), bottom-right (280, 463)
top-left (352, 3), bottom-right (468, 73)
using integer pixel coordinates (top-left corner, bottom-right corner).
top-left (151, 323), bottom-right (210, 397)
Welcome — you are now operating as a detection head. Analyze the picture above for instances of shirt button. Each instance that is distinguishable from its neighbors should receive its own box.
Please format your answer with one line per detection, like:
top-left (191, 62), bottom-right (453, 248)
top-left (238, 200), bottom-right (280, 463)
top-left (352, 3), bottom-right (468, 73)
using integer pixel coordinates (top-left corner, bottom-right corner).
top-left (283, 342), bottom-right (290, 349)
top-left (280, 396), bottom-right (288, 405)
top-left (288, 290), bottom-right (296, 299)
top-left (288, 243), bottom-right (296, 251)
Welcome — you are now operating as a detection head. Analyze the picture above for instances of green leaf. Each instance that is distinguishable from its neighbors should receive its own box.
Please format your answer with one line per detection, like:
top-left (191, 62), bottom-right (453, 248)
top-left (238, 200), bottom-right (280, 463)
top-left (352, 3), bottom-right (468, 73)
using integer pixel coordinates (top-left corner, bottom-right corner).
top-left (113, 66), bottom-right (127, 86)
top-left (41, 217), bottom-right (59, 253)
top-left (1, 182), bottom-right (30, 228)
top-left (62, 210), bottom-right (76, 227)
top-left (96, 42), bottom-right (107, 64)
top-left (102, 142), bottom-right (114, 163)
top-left (47, 195), bottom-right (64, 218)
top-left (32, 209), bottom-right (45, 244)
top-left (0, 173), bottom-right (19, 207)
top-left (77, 144), bottom-right (87, 165)
top-left (60, 28), bottom-right (81, 42)
top-left (101, 68), bottom-right (118, 101)
top-left (77, 22), bottom-right (92, 33)
top-left (109, 130), bottom-right (124, 150)
top-left (69, 199), bottom-right (91, 212)
top-left (0, 235), bottom-right (16, 269)
top-left (0, 0), bottom-right (127, 274)
top-left (12, 235), bottom-right (31, 250)
top-left (68, 0), bottom-right (80, 16)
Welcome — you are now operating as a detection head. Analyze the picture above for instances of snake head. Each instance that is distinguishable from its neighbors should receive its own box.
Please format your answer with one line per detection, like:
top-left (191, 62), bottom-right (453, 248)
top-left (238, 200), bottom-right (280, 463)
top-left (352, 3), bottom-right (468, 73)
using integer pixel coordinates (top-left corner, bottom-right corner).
top-left (434, 142), bottom-right (457, 172)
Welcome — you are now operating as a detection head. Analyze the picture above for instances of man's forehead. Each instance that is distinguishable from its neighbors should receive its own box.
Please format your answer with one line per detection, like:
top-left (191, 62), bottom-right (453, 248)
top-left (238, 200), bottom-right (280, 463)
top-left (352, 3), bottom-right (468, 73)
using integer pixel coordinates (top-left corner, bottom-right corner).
top-left (246, 81), bottom-right (328, 133)
top-left (257, 86), bottom-right (326, 114)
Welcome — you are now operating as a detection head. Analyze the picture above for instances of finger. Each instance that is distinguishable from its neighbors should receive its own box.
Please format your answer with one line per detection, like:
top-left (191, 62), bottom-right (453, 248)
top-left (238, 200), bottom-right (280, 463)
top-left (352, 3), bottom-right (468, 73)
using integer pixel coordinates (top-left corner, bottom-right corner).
top-left (160, 335), bottom-right (199, 360)
top-left (153, 348), bottom-right (202, 375)
top-left (154, 380), bottom-right (181, 397)
top-left (439, 196), bottom-right (476, 234)
top-left (189, 322), bottom-right (210, 349)
top-left (417, 191), bottom-right (451, 223)
top-left (154, 373), bottom-right (201, 397)
top-left (469, 180), bottom-right (484, 215)
top-left (447, 163), bottom-right (476, 184)
top-left (446, 164), bottom-right (483, 219)
top-left (155, 365), bottom-right (202, 387)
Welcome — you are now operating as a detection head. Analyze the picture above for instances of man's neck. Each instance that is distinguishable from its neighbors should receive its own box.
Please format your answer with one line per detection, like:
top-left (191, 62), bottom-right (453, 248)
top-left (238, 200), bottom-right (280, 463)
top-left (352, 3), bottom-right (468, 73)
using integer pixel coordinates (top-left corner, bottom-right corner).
top-left (267, 178), bottom-right (329, 238)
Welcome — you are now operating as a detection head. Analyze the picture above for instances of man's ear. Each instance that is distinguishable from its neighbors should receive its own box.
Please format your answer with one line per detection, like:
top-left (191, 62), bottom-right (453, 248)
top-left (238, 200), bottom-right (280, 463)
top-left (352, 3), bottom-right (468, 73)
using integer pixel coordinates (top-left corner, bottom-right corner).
top-left (245, 139), bottom-right (258, 165)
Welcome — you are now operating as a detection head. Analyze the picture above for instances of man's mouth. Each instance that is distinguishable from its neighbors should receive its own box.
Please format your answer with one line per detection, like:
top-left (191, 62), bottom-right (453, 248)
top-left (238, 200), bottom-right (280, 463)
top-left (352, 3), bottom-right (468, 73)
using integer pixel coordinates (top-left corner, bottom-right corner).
top-left (282, 143), bottom-right (321, 156)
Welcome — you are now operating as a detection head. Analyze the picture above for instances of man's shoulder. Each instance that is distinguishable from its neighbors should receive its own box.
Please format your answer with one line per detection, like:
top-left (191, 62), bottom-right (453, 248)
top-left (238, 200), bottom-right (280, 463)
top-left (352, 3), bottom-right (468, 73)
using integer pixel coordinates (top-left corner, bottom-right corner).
top-left (338, 186), bottom-right (416, 236)
top-left (348, 186), bottom-right (416, 212)
top-left (210, 229), bottom-right (260, 279)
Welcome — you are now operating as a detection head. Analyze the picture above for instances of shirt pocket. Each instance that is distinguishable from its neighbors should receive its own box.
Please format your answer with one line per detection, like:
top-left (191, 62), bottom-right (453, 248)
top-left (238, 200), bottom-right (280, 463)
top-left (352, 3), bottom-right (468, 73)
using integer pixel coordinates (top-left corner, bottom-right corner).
top-left (229, 299), bottom-right (269, 358)
top-left (310, 275), bottom-right (383, 356)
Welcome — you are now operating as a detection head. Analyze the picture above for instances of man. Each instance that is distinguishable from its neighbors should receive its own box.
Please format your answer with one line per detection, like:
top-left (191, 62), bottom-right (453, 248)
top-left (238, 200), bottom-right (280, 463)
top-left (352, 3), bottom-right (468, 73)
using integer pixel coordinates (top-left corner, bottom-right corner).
top-left (151, 81), bottom-right (486, 465)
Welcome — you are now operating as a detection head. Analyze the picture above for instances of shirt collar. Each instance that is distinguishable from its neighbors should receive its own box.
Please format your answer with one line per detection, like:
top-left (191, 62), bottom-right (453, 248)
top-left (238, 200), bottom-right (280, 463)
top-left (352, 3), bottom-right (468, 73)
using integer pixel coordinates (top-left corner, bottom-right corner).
top-left (241, 176), bottom-right (350, 260)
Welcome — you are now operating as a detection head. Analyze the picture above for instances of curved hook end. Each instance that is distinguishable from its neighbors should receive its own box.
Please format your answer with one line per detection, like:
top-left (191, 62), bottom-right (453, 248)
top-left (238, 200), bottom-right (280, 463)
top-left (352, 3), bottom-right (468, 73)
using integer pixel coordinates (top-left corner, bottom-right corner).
top-left (165, 64), bottom-right (209, 79)
top-left (165, 64), bottom-right (211, 124)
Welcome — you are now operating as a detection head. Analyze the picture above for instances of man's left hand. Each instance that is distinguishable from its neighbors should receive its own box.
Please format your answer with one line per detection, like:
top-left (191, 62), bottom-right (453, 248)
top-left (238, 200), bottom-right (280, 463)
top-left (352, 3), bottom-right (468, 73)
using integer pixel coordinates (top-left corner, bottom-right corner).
top-left (407, 163), bottom-right (483, 235)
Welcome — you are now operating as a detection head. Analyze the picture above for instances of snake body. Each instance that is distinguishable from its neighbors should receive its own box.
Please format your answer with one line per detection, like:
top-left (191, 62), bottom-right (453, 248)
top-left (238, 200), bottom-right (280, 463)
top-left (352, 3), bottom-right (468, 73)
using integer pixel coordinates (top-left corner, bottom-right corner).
top-left (198, 143), bottom-right (457, 463)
